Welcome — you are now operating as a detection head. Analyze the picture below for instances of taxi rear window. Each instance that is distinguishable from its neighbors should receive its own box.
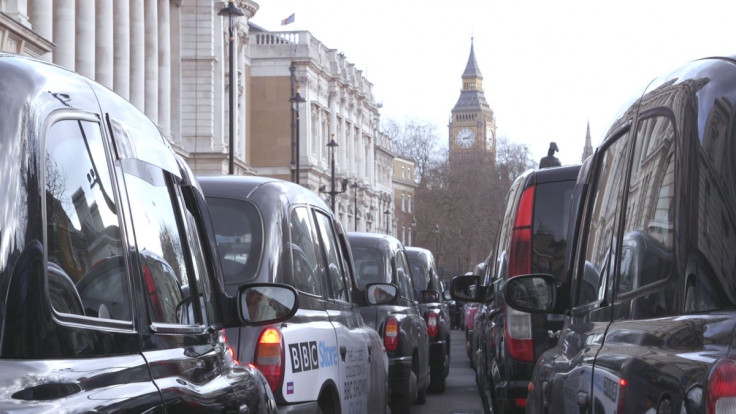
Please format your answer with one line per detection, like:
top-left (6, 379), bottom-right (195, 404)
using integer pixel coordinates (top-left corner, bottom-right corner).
top-left (206, 197), bottom-right (263, 288)
top-left (352, 247), bottom-right (387, 289)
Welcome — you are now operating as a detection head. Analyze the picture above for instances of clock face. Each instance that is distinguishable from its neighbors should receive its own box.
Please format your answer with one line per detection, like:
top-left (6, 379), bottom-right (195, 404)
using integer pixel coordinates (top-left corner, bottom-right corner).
top-left (455, 128), bottom-right (475, 148)
top-left (486, 127), bottom-right (495, 147)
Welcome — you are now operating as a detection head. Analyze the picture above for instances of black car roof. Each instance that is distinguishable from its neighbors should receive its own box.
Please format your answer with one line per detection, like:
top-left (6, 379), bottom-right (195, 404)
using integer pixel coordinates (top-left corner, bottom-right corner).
top-left (347, 232), bottom-right (403, 251)
top-left (198, 175), bottom-right (330, 210)
top-left (525, 164), bottom-right (581, 187)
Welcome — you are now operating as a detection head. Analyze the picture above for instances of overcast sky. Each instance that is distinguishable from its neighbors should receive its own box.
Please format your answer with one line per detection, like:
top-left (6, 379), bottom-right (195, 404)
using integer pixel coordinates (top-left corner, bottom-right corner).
top-left (250, 0), bottom-right (736, 166)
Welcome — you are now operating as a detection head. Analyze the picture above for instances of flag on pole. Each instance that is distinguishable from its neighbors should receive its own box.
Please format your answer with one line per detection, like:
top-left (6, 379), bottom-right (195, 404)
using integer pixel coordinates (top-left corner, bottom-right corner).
top-left (281, 13), bottom-right (295, 26)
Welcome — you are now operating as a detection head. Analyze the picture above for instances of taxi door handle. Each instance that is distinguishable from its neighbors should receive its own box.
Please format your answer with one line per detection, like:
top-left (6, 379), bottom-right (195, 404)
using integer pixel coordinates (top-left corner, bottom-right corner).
top-left (340, 345), bottom-right (347, 362)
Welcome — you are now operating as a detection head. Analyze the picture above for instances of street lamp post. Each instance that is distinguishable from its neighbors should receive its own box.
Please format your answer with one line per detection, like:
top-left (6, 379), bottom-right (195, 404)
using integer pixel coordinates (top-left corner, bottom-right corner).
top-left (434, 224), bottom-right (440, 264)
top-left (289, 65), bottom-right (306, 184)
top-left (411, 217), bottom-right (417, 246)
top-left (218, 1), bottom-right (244, 175)
top-left (327, 138), bottom-right (338, 211)
top-left (320, 137), bottom-right (348, 212)
top-left (351, 181), bottom-right (360, 231)
top-left (384, 209), bottom-right (391, 235)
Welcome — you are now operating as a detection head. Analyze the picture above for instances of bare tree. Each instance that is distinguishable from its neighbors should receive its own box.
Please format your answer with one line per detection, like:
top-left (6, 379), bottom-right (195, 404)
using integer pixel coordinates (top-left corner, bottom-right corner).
top-left (382, 118), bottom-right (535, 278)
top-left (413, 138), bottom-right (535, 277)
top-left (382, 118), bottom-right (443, 185)
top-left (495, 136), bottom-right (535, 185)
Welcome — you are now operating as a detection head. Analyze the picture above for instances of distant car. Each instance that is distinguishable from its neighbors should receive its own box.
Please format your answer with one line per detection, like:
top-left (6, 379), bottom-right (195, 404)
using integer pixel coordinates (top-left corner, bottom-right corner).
top-left (406, 246), bottom-right (451, 392)
top-left (504, 55), bottom-right (736, 414)
top-left (200, 176), bottom-right (391, 414)
top-left (348, 232), bottom-right (431, 414)
top-left (0, 54), bottom-right (292, 413)
top-left (453, 164), bottom-right (581, 414)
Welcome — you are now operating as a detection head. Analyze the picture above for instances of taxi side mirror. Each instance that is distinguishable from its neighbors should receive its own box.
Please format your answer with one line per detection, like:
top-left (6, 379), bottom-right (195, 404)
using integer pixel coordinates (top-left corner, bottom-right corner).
top-left (366, 283), bottom-right (398, 305)
top-left (238, 283), bottom-right (299, 325)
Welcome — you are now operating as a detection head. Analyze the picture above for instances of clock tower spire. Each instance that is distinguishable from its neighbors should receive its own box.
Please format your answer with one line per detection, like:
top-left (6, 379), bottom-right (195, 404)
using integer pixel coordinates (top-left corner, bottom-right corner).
top-left (449, 38), bottom-right (496, 163)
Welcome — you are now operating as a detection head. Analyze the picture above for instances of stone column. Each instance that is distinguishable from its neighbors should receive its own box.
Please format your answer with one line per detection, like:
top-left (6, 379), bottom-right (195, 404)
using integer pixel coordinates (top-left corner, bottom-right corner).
top-left (53, 0), bottom-right (75, 70)
top-left (113, 0), bottom-right (130, 99)
top-left (158, 0), bottom-right (171, 137)
top-left (129, 0), bottom-right (144, 111)
top-left (144, 0), bottom-right (158, 123)
top-left (237, 29), bottom-right (246, 163)
top-left (95, 0), bottom-right (113, 88)
top-left (29, 0), bottom-right (52, 61)
top-left (75, 0), bottom-right (95, 79)
top-left (169, 0), bottom-right (181, 145)
top-left (6, 0), bottom-right (30, 27)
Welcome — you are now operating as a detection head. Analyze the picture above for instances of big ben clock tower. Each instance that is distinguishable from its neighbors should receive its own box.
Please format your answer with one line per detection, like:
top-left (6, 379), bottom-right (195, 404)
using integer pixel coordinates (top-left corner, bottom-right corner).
top-left (449, 39), bottom-right (496, 163)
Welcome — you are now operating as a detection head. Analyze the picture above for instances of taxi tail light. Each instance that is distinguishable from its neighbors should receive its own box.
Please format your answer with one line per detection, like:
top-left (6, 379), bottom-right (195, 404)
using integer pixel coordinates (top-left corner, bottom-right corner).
top-left (385, 317), bottom-right (399, 352)
top-left (707, 358), bottom-right (736, 414)
top-left (508, 186), bottom-right (534, 277)
top-left (617, 378), bottom-right (627, 413)
top-left (505, 306), bottom-right (534, 362)
top-left (506, 185), bottom-right (534, 362)
top-left (255, 327), bottom-right (284, 392)
top-left (426, 310), bottom-right (439, 339)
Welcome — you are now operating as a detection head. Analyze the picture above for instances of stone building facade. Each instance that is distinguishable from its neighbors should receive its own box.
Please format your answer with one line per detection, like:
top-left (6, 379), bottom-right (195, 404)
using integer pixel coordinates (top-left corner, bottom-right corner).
top-left (392, 156), bottom-right (417, 245)
top-left (0, 0), bottom-right (394, 233)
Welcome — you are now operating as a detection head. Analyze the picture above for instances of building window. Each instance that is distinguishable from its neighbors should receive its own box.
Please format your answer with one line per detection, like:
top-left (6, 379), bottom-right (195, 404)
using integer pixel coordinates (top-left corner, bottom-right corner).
top-left (408, 195), bottom-right (412, 213)
top-left (401, 166), bottom-right (405, 178)
top-left (401, 194), bottom-right (406, 212)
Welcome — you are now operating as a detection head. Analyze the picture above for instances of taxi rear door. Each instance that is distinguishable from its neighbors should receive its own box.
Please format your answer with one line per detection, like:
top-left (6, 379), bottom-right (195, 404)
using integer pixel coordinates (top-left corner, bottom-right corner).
top-left (313, 210), bottom-right (377, 414)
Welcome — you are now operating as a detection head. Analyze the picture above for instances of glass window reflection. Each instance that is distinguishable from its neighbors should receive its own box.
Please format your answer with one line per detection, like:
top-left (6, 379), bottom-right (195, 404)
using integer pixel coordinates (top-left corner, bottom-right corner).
top-left (45, 119), bottom-right (130, 321)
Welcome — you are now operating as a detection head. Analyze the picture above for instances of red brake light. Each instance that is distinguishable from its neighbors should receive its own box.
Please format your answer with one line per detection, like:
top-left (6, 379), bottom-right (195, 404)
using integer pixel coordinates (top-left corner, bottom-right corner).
top-left (707, 359), bottom-right (736, 414)
top-left (514, 186), bottom-right (535, 228)
top-left (255, 327), bottom-right (284, 392)
top-left (508, 186), bottom-right (534, 277)
top-left (385, 317), bottom-right (399, 352)
top-left (426, 311), bottom-right (439, 339)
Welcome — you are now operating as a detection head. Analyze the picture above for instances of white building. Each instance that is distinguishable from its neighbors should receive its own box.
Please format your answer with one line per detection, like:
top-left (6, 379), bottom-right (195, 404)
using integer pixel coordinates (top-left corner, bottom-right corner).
top-left (0, 0), bottom-right (394, 233)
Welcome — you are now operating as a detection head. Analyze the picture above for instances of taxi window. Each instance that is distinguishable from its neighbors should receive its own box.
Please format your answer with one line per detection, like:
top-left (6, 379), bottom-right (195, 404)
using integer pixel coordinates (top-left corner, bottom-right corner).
top-left (396, 251), bottom-right (414, 301)
top-left (617, 116), bottom-right (674, 298)
top-left (289, 206), bottom-right (323, 296)
top-left (314, 211), bottom-right (348, 302)
top-left (575, 130), bottom-right (630, 307)
top-left (206, 197), bottom-right (262, 287)
top-left (45, 119), bottom-right (131, 321)
top-left (533, 180), bottom-right (575, 282)
top-left (352, 246), bottom-right (386, 289)
top-left (122, 160), bottom-right (206, 326)
top-left (408, 254), bottom-right (430, 291)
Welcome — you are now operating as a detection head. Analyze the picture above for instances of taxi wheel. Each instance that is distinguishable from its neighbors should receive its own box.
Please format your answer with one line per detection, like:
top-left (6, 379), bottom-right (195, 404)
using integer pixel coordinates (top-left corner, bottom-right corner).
top-left (428, 371), bottom-right (446, 393)
top-left (317, 390), bottom-right (339, 414)
top-left (390, 371), bottom-right (416, 414)
top-left (475, 351), bottom-right (496, 414)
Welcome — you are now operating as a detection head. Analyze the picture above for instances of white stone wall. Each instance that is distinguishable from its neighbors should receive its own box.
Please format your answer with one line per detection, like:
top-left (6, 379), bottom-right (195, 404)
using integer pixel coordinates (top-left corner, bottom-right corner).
top-left (250, 29), bottom-right (393, 232)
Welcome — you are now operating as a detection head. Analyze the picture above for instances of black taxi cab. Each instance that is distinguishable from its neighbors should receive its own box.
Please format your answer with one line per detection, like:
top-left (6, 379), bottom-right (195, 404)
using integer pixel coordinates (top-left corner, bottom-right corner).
top-left (347, 232), bottom-right (430, 414)
top-left (199, 176), bottom-right (391, 414)
top-left (0, 54), bottom-right (297, 412)
top-left (505, 54), bottom-right (736, 413)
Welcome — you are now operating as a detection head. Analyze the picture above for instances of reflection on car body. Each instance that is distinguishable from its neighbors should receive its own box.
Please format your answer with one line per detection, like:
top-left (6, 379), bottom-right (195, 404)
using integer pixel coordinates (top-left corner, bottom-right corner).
top-left (0, 54), bottom-right (291, 413)
top-left (505, 54), bottom-right (736, 414)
